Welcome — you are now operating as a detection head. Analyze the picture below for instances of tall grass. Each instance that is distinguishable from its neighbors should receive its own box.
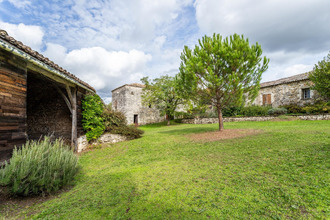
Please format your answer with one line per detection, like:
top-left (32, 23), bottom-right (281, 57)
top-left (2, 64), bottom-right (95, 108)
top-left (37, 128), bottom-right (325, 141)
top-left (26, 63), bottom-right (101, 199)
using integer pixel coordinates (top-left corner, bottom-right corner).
top-left (0, 137), bottom-right (80, 196)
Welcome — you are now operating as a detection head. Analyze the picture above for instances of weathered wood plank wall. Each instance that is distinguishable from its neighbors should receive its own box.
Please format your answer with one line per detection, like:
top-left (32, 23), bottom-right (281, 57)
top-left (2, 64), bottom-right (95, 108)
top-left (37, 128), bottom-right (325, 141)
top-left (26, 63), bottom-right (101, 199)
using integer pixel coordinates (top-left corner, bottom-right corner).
top-left (0, 59), bottom-right (27, 162)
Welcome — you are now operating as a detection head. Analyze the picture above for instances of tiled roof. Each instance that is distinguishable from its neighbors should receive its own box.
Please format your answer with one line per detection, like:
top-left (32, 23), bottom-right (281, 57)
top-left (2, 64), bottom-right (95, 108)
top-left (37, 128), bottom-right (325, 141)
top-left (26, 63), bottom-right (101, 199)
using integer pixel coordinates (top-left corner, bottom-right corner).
top-left (0, 29), bottom-right (95, 92)
top-left (127, 83), bottom-right (145, 88)
top-left (260, 72), bottom-right (311, 88)
top-left (112, 83), bottom-right (145, 92)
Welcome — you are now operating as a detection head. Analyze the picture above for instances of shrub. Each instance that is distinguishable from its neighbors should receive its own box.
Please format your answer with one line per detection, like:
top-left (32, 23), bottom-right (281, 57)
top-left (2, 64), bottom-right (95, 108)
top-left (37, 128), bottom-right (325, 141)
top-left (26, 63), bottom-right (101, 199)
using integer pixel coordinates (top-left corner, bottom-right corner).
top-left (222, 106), bottom-right (243, 117)
top-left (0, 137), bottom-right (80, 196)
top-left (301, 103), bottom-right (329, 114)
top-left (110, 125), bottom-right (144, 139)
top-left (102, 106), bottom-right (144, 138)
top-left (280, 104), bottom-right (303, 114)
top-left (240, 105), bottom-right (271, 116)
top-left (268, 107), bottom-right (288, 116)
top-left (102, 107), bottom-right (127, 131)
top-left (82, 94), bottom-right (105, 141)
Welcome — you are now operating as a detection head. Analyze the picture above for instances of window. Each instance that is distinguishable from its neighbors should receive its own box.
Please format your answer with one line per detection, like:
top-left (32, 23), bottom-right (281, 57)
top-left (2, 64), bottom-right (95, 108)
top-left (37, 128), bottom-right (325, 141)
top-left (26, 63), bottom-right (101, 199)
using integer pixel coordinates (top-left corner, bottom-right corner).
top-left (262, 94), bottom-right (271, 105)
top-left (302, 88), bottom-right (310, 99)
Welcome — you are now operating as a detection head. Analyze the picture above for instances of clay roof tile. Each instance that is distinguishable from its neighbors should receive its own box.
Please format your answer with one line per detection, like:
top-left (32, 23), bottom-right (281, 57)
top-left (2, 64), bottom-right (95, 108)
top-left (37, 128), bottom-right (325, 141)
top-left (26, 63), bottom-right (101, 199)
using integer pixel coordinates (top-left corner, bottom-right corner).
top-left (0, 29), bottom-right (95, 92)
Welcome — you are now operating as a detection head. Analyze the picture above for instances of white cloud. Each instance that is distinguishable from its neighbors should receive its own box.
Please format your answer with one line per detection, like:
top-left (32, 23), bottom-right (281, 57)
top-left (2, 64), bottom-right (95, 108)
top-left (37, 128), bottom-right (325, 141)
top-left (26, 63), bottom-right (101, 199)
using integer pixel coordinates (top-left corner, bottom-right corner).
top-left (44, 44), bottom-right (152, 92)
top-left (0, 21), bottom-right (44, 51)
top-left (194, 0), bottom-right (330, 52)
top-left (8, 0), bottom-right (31, 9)
top-left (283, 64), bottom-right (313, 77)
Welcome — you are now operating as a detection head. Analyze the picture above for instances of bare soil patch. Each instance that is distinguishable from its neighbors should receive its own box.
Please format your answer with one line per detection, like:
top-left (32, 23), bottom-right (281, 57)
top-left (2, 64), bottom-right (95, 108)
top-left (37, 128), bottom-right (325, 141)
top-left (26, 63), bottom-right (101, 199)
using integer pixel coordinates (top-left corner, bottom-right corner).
top-left (0, 186), bottom-right (72, 219)
top-left (188, 129), bottom-right (263, 142)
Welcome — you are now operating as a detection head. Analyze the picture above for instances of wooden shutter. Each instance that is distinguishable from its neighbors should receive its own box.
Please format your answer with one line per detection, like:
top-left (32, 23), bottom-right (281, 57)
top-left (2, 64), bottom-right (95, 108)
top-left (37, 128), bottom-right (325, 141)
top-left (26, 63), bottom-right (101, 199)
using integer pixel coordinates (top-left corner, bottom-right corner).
top-left (267, 94), bottom-right (271, 104)
top-left (262, 94), bottom-right (267, 105)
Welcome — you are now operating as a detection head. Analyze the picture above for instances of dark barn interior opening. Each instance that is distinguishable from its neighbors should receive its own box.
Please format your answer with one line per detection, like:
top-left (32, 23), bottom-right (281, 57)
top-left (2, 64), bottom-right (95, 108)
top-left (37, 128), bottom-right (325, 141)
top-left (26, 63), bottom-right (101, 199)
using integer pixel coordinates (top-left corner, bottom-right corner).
top-left (26, 71), bottom-right (72, 143)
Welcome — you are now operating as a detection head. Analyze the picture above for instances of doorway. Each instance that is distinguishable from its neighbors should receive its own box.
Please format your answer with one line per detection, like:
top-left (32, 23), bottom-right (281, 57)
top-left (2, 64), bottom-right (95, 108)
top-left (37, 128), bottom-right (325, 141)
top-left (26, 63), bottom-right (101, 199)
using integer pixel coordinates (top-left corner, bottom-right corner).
top-left (134, 114), bottom-right (138, 125)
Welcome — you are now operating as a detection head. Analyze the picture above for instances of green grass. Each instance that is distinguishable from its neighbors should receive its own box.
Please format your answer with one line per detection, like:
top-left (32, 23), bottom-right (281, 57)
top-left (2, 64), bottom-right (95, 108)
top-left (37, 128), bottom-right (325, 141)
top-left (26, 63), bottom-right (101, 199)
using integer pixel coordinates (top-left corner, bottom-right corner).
top-left (1, 120), bottom-right (329, 219)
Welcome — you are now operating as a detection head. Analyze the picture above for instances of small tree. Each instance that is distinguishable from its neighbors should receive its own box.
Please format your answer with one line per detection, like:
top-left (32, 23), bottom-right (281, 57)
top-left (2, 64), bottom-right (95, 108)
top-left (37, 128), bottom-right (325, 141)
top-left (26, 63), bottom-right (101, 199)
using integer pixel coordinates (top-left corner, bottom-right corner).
top-left (309, 52), bottom-right (330, 100)
top-left (141, 75), bottom-right (183, 125)
top-left (177, 33), bottom-right (269, 131)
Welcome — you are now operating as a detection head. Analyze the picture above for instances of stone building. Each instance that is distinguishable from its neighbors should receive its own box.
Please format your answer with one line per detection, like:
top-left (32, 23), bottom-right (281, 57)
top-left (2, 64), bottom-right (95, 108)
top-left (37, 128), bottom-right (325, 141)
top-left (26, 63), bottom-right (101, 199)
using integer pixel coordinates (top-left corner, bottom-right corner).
top-left (112, 83), bottom-right (164, 125)
top-left (252, 72), bottom-right (317, 107)
top-left (0, 29), bottom-right (95, 163)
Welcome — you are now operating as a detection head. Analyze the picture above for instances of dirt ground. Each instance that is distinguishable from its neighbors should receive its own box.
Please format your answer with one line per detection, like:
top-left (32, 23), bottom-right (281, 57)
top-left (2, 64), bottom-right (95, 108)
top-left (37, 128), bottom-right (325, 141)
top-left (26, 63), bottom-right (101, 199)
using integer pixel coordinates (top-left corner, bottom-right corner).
top-left (0, 186), bottom-right (71, 219)
top-left (188, 129), bottom-right (263, 142)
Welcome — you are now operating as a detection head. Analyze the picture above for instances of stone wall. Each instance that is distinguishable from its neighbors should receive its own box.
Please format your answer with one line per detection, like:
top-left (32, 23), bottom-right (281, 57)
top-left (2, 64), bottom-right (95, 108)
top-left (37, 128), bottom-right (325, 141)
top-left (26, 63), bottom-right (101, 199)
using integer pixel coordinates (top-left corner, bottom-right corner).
top-left (182, 114), bottom-right (330, 124)
top-left (27, 72), bottom-right (86, 141)
top-left (77, 132), bottom-right (128, 152)
top-left (112, 85), bottom-right (164, 125)
top-left (27, 72), bottom-right (72, 140)
top-left (252, 79), bottom-right (318, 107)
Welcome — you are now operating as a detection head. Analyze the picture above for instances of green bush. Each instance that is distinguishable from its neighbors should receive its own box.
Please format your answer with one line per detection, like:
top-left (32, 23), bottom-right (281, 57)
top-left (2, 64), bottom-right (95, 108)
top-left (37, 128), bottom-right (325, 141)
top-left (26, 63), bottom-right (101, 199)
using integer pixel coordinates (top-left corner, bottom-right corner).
top-left (268, 107), bottom-right (288, 116)
top-left (222, 106), bottom-right (243, 117)
top-left (281, 102), bottom-right (329, 114)
top-left (0, 137), bottom-right (80, 196)
top-left (82, 94), bottom-right (105, 141)
top-left (302, 103), bottom-right (329, 114)
top-left (102, 106), bottom-right (144, 138)
top-left (102, 107), bottom-right (127, 131)
top-left (110, 125), bottom-right (144, 139)
top-left (280, 104), bottom-right (303, 114)
top-left (240, 105), bottom-right (271, 116)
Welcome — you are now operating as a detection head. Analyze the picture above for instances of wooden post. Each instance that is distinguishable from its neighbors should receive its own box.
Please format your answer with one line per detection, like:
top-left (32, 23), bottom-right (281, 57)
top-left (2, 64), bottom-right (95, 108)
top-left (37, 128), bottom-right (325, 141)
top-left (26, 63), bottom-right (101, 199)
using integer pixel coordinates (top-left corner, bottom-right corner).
top-left (58, 85), bottom-right (77, 152)
top-left (71, 87), bottom-right (77, 152)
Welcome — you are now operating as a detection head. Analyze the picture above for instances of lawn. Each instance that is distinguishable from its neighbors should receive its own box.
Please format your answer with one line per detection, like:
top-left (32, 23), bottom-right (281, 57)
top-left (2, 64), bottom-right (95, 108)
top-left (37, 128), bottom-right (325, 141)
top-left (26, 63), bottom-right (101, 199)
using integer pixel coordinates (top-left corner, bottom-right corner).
top-left (1, 120), bottom-right (329, 219)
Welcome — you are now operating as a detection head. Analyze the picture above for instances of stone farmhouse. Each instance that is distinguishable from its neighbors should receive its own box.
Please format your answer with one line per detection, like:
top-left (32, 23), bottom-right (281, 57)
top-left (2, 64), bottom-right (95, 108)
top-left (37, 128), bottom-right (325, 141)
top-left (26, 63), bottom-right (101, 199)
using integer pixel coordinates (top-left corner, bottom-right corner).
top-left (112, 83), bottom-right (164, 125)
top-left (252, 72), bottom-right (317, 107)
top-left (0, 29), bottom-right (95, 163)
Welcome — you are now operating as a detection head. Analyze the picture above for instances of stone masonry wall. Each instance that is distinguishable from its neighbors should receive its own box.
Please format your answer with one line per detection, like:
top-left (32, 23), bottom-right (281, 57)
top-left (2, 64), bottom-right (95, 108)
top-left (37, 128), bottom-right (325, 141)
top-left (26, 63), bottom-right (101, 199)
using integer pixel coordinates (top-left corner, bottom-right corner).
top-left (182, 114), bottom-right (330, 124)
top-left (252, 79), bottom-right (317, 107)
top-left (77, 133), bottom-right (128, 152)
top-left (112, 85), bottom-right (164, 125)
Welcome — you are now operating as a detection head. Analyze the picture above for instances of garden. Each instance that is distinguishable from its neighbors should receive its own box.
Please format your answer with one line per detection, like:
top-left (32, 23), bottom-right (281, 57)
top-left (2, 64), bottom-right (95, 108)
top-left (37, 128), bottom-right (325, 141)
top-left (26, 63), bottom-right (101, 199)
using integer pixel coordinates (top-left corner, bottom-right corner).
top-left (1, 119), bottom-right (329, 219)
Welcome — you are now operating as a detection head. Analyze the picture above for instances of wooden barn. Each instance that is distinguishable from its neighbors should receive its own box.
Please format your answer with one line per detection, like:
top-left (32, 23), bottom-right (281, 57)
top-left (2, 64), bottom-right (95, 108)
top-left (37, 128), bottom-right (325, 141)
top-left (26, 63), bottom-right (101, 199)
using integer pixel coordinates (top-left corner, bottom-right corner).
top-left (0, 29), bottom-right (95, 164)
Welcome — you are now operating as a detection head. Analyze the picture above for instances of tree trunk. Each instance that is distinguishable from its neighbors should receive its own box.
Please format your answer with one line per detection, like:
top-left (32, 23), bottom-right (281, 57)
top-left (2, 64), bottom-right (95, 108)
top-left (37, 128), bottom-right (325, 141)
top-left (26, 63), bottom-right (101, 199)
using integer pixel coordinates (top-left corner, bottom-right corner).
top-left (166, 114), bottom-right (170, 126)
top-left (217, 107), bottom-right (224, 131)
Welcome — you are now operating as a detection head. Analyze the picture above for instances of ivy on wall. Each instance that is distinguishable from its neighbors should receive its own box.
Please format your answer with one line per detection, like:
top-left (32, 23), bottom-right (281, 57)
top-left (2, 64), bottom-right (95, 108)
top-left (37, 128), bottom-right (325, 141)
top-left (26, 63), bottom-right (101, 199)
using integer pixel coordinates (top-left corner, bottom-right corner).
top-left (82, 94), bottom-right (105, 141)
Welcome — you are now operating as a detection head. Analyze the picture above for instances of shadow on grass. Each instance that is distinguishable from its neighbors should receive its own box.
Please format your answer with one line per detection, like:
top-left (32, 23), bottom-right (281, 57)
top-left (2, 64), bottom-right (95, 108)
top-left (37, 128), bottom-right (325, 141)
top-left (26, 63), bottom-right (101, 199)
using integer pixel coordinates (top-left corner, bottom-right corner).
top-left (158, 126), bottom-right (217, 135)
top-left (140, 120), bottom-right (181, 129)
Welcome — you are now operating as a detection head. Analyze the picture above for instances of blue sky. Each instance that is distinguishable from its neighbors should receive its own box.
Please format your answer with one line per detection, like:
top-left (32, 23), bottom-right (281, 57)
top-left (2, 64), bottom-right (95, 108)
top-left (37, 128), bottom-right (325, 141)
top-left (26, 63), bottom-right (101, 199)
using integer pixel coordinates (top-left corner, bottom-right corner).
top-left (0, 0), bottom-right (329, 103)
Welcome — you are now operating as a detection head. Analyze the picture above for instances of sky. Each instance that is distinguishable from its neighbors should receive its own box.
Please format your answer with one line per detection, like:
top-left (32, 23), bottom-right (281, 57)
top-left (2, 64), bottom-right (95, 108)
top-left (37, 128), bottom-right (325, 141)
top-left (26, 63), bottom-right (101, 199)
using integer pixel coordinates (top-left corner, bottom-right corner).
top-left (0, 0), bottom-right (329, 103)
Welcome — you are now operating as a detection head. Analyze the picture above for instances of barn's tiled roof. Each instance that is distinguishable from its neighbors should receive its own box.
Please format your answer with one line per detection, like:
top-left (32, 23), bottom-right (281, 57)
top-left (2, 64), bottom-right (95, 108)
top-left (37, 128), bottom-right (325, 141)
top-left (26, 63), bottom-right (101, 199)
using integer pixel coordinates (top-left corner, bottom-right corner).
top-left (112, 83), bottom-right (145, 92)
top-left (260, 72), bottom-right (311, 88)
top-left (0, 29), bottom-right (95, 92)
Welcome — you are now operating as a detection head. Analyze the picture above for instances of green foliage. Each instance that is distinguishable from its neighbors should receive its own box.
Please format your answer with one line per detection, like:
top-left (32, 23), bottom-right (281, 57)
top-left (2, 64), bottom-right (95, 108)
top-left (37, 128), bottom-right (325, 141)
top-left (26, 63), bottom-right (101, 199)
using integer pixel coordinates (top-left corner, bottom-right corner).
top-left (141, 75), bottom-right (184, 125)
top-left (102, 106), bottom-right (127, 130)
top-left (280, 104), bottom-right (303, 114)
top-left (102, 106), bottom-right (144, 138)
top-left (177, 33), bottom-right (269, 130)
top-left (301, 102), bottom-right (329, 114)
top-left (267, 107), bottom-right (288, 116)
top-left (309, 52), bottom-right (330, 100)
top-left (280, 102), bottom-right (329, 114)
top-left (82, 94), bottom-right (105, 141)
top-left (240, 105), bottom-right (272, 116)
top-left (0, 137), bottom-right (80, 196)
top-left (195, 105), bottom-right (271, 118)
top-left (110, 125), bottom-right (144, 139)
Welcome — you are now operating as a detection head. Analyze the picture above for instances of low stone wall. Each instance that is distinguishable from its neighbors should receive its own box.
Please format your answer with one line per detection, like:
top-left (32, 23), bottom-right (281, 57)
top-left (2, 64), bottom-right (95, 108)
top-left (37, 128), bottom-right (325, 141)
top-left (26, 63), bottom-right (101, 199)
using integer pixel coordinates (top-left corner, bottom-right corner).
top-left (181, 114), bottom-right (330, 124)
top-left (77, 133), bottom-right (128, 152)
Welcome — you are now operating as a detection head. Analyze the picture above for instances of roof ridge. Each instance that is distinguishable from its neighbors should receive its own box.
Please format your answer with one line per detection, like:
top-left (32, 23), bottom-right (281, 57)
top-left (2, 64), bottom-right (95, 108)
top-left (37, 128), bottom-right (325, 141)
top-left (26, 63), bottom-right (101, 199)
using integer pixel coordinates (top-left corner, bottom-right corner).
top-left (260, 71), bottom-right (311, 88)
